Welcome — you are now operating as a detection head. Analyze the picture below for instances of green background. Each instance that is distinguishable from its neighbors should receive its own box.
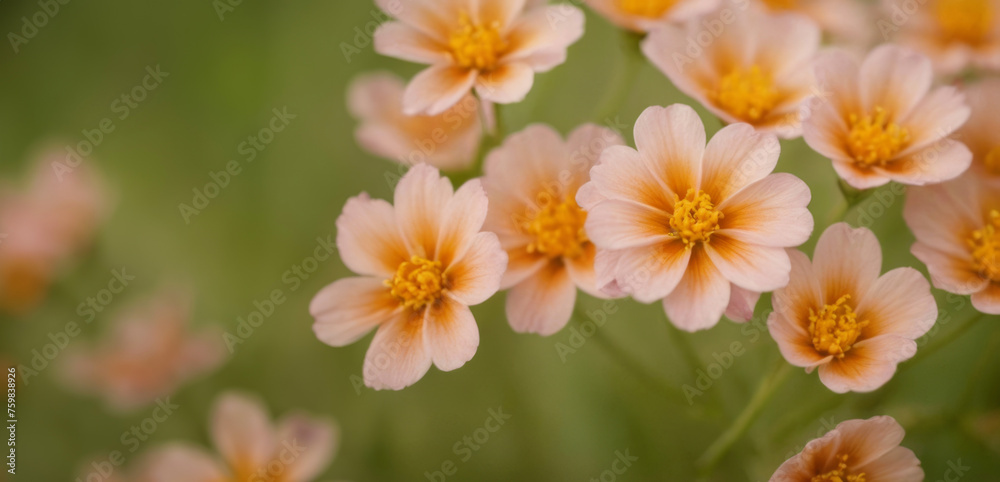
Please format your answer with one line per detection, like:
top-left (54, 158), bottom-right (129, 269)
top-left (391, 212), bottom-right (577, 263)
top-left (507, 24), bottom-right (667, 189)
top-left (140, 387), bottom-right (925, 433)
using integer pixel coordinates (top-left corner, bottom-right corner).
top-left (1, 0), bottom-right (998, 480)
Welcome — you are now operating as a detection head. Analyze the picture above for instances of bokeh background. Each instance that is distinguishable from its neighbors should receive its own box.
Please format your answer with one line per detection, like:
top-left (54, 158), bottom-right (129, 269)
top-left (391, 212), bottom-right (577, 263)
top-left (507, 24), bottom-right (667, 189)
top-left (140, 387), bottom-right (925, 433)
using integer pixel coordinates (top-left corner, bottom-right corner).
top-left (1, 0), bottom-right (998, 480)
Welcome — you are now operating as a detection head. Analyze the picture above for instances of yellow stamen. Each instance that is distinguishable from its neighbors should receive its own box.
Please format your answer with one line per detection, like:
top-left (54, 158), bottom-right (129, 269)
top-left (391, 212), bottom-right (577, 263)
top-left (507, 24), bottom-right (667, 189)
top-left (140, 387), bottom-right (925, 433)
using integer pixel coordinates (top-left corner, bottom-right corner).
top-left (448, 12), bottom-right (507, 71)
top-left (984, 146), bottom-right (1000, 175)
top-left (524, 197), bottom-right (589, 259)
top-left (846, 107), bottom-right (910, 167)
top-left (669, 189), bottom-right (723, 249)
top-left (385, 256), bottom-right (447, 310)
top-left (812, 454), bottom-right (868, 482)
top-left (230, 459), bottom-right (290, 482)
top-left (969, 210), bottom-right (1000, 281)
top-left (712, 65), bottom-right (780, 122)
top-left (808, 295), bottom-right (869, 358)
top-left (618, 0), bottom-right (677, 17)
top-left (760, 0), bottom-right (798, 9)
top-left (935, 0), bottom-right (993, 45)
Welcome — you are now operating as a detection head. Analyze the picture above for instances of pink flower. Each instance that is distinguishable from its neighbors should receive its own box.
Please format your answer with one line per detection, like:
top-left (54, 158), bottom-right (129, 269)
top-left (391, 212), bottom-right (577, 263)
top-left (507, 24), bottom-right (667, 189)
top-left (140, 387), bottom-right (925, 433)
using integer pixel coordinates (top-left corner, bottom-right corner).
top-left (310, 164), bottom-right (507, 390)
top-left (61, 291), bottom-right (225, 410)
top-left (348, 72), bottom-right (483, 170)
top-left (884, 0), bottom-right (1000, 75)
top-left (769, 223), bottom-right (937, 393)
top-left (0, 149), bottom-right (107, 314)
top-left (642, 4), bottom-right (821, 138)
top-left (770, 416), bottom-right (923, 481)
top-left (482, 124), bottom-right (624, 335)
top-left (803, 44), bottom-right (972, 189)
top-left (141, 391), bottom-right (337, 482)
top-left (957, 78), bottom-right (1000, 183)
top-left (373, 0), bottom-right (585, 115)
top-left (905, 175), bottom-right (1000, 314)
top-left (579, 104), bottom-right (813, 331)
top-left (582, 0), bottom-right (720, 32)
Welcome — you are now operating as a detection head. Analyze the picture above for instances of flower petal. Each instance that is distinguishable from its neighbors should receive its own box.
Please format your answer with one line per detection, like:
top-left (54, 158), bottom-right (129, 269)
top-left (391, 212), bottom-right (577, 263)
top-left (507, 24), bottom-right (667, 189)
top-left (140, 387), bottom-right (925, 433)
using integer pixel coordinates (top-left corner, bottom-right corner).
top-left (311, 277), bottom-right (399, 347)
top-left (336, 193), bottom-right (409, 277)
top-left (899, 86), bottom-right (970, 156)
top-left (394, 164), bottom-right (454, 257)
top-left (700, 123), bottom-right (780, 203)
top-left (506, 260), bottom-right (577, 335)
top-left (363, 311), bottom-right (432, 390)
top-left (373, 22), bottom-right (449, 64)
top-left (580, 144), bottom-right (675, 211)
top-left (876, 139), bottom-right (972, 186)
top-left (445, 231), bottom-right (507, 306)
top-left (211, 392), bottom-right (276, 469)
top-left (142, 444), bottom-right (227, 482)
top-left (613, 241), bottom-right (692, 303)
top-left (663, 248), bottom-right (730, 331)
top-left (403, 65), bottom-right (478, 116)
top-left (717, 173), bottom-right (813, 248)
top-left (585, 199), bottom-right (673, 250)
top-left (274, 414), bottom-right (338, 482)
top-left (436, 178), bottom-right (489, 267)
top-left (504, 5), bottom-right (585, 72)
top-left (476, 62), bottom-right (534, 104)
top-left (859, 45), bottom-right (932, 120)
top-left (725, 284), bottom-right (760, 323)
top-left (633, 104), bottom-right (705, 196)
top-left (706, 234), bottom-right (792, 293)
top-left (972, 283), bottom-right (1000, 315)
top-left (813, 223), bottom-right (882, 305)
top-left (817, 335), bottom-right (915, 393)
top-left (856, 267), bottom-right (937, 339)
top-left (425, 296), bottom-right (479, 371)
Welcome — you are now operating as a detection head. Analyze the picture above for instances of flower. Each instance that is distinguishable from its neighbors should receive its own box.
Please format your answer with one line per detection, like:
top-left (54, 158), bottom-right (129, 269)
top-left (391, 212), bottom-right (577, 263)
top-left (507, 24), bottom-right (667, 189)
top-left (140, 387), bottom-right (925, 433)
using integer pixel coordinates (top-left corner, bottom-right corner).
top-left (582, 0), bottom-right (720, 32)
top-left (373, 0), bottom-right (585, 115)
top-left (579, 104), bottom-right (814, 331)
top-left (905, 175), bottom-right (1000, 314)
top-left (642, 5), bottom-right (821, 139)
top-left (60, 291), bottom-right (225, 410)
top-left (347, 72), bottom-right (483, 170)
top-left (0, 149), bottom-right (107, 314)
top-left (803, 44), bottom-right (972, 189)
top-left (481, 124), bottom-right (623, 335)
top-left (768, 223), bottom-right (937, 393)
top-left (310, 164), bottom-right (507, 390)
top-left (957, 78), bottom-right (1000, 183)
top-left (141, 391), bottom-right (338, 482)
top-left (770, 416), bottom-right (923, 482)
top-left (756, 0), bottom-right (874, 51)
top-left (885, 0), bottom-right (1000, 75)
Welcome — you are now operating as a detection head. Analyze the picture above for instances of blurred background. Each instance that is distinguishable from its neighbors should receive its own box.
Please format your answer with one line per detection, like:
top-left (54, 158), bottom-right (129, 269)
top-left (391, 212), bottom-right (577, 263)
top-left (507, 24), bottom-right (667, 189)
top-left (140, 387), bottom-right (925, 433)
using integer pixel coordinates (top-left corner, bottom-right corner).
top-left (1, 0), bottom-right (998, 480)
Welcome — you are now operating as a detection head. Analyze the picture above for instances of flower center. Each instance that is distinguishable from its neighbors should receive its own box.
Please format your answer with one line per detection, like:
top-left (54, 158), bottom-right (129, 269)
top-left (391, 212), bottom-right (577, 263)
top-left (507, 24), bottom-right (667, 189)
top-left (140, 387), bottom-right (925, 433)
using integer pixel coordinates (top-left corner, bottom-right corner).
top-left (712, 65), bottom-right (779, 122)
top-left (669, 189), bottom-right (723, 249)
top-left (760, 0), bottom-right (798, 9)
top-left (524, 198), bottom-right (589, 258)
top-left (231, 459), bottom-right (289, 482)
top-left (448, 13), bottom-right (508, 71)
top-left (984, 146), bottom-right (1000, 175)
top-left (618, 0), bottom-right (677, 17)
top-left (808, 295), bottom-right (869, 358)
top-left (935, 0), bottom-right (993, 45)
top-left (0, 258), bottom-right (47, 314)
top-left (846, 107), bottom-right (910, 167)
top-left (385, 256), bottom-right (447, 310)
top-left (812, 454), bottom-right (867, 482)
top-left (969, 210), bottom-right (1000, 282)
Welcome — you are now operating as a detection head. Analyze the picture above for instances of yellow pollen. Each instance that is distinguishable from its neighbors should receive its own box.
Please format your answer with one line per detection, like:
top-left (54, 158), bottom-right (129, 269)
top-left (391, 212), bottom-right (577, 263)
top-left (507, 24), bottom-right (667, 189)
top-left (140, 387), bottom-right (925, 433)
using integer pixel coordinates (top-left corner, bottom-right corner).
top-left (984, 146), bottom-right (1000, 175)
top-left (524, 197), bottom-right (589, 258)
top-left (618, 0), bottom-right (677, 17)
top-left (846, 107), bottom-right (911, 167)
top-left (968, 210), bottom-right (1000, 281)
top-left (808, 295), bottom-right (869, 358)
top-left (812, 454), bottom-right (867, 482)
top-left (669, 189), bottom-right (723, 249)
top-left (760, 0), bottom-right (798, 9)
top-left (935, 0), bottom-right (993, 45)
top-left (712, 65), bottom-right (780, 122)
top-left (385, 256), bottom-right (447, 310)
top-left (448, 13), bottom-right (508, 71)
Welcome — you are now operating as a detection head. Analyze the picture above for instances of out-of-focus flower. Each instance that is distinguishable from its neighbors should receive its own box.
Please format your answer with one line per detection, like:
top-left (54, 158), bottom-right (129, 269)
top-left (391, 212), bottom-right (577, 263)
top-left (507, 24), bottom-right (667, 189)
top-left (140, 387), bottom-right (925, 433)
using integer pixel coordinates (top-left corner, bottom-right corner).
top-left (482, 124), bottom-right (623, 335)
top-left (905, 175), bottom-right (1000, 314)
top-left (61, 291), bottom-right (225, 410)
top-left (884, 0), bottom-right (1000, 75)
top-left (0, 149), bottom-right (107, 315)
top-left (957, 78), bottom-right (1000, 183)
top-left (310, 164), bottom-right (507, 390)
top-left (141, 391), bottom-right (337, 482)
top-left (347, 72), bottom-right (482, 171)
top-left (372, 0), bottom-right (585, 115)
top-left (803, 44), bottom-right (972, 189)
top-left (770, 416), bottom-right (923, 481)
top-left (756, 0), bottom-right (874, 51)
top-left (582, 0), bottom-right (720, 32)
top-left (578, 104), bottom-right (813, 331)
top-left (642, 5), bottom-right (820, 138)
top-left (768, 223), bottom-right (937, 393)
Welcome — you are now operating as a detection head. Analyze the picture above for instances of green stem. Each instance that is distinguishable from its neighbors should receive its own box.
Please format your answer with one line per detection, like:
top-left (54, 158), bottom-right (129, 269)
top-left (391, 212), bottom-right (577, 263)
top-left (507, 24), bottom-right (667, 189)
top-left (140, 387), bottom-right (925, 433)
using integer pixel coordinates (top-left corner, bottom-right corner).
top-left (697, 361), bottom-right (792, 474)
top-left (591, 31), bottom-right (645, 124)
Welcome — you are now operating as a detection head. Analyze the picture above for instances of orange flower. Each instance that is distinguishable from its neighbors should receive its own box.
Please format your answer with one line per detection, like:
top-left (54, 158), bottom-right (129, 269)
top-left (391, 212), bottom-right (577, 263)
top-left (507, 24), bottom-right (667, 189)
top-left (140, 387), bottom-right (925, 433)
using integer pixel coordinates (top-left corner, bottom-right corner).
top-left (768, 223), bottom-right (937, 393)
top-left (141, 392), bottom-right (337, 482)
top-left (582, 0), bottom-right (720, 32)
top-left (373, 0), bottom-right (584, 115)
top-left (310, 164), bottom-right (507, 390)
top-left (885, 0), bottom-right (1000, 75)
top-left (905, 174), bottom-right (1000, 314)
top-left (642, 5), bottom-right (821, 138)
top-left (348, 72), bottom-right (483, 170)
top-left (770, 416), bottom-right (923, 481)
top-left (803, 44), bottom-right (972, 189)
top-left (482, 124), bottom-right (624, 335)
top-left (580, 104), bottom-right (813, 331)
